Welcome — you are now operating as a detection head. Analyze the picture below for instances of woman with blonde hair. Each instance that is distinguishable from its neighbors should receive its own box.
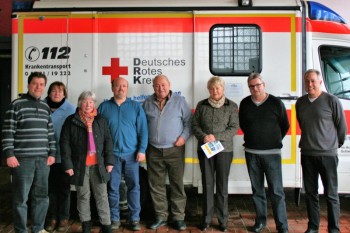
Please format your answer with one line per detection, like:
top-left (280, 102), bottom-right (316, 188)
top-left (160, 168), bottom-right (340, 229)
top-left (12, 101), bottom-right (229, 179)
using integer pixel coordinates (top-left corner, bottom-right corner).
top-left (192, 76), bottom-right (239, 232)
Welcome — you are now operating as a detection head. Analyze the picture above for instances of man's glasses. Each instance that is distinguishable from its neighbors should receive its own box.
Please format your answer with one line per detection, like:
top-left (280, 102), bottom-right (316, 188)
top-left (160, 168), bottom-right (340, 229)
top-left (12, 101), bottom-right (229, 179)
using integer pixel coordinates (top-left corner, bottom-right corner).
top-left (248, 83), bottom-right (263, 89)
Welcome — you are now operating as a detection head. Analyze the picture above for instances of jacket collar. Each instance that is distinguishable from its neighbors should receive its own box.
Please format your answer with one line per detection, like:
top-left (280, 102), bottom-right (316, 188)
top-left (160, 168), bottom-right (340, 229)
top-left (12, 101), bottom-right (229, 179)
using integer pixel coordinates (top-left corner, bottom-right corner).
top-left (23, 93), bottom-right (41, 102)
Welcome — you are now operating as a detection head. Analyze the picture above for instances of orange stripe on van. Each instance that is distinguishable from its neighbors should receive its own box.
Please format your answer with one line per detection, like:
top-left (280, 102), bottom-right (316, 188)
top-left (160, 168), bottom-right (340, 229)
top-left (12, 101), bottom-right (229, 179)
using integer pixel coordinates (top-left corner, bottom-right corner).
top-left (194, 16), bottom-right (302, 32)
top-left (14, 16), bottom-right (350, 35)
top-left (239, 109), bottom-right (350, 136)
top-left (307, 18), bottom-right (350, 34)
top-left (12, 19), bottom-right (18, 34)
top-left (13, 16), bottom-right (303, 34)
top-left (18, 17), bottom-right (194, 33)
top-left (345, 110), bottom-right (350, 134)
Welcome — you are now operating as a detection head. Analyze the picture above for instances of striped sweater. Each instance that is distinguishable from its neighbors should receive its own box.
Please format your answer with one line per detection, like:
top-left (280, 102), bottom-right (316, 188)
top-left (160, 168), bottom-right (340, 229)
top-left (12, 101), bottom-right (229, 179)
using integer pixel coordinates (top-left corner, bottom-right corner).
top-left (1, 93), bottom-right (56, 158)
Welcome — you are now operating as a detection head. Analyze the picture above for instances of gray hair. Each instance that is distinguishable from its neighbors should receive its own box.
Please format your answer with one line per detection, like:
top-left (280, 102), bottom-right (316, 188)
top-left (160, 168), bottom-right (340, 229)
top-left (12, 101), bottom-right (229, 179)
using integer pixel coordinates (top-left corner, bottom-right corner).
top-left (207, 76), bottom-right (225, 89)
top-left (152, 74), bottom-right (170, 86)
top-left (304, 69), bottom-right (321, 80)
top-left (77, 90), bottom-right (96, 108)
top-left (247, 72), bottom-right (264, 84)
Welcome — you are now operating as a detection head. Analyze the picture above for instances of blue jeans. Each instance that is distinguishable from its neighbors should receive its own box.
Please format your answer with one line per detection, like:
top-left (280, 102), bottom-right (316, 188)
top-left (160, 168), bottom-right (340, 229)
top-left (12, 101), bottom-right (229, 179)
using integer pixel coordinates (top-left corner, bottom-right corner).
top-left (108, 154), bottom-right (140, 222)
top-left (301, 155), bottom-right (339, 233)
top-left (11, 157), bottom-right (50, 233)
top-left (245, 152), bottom-right (288, 231)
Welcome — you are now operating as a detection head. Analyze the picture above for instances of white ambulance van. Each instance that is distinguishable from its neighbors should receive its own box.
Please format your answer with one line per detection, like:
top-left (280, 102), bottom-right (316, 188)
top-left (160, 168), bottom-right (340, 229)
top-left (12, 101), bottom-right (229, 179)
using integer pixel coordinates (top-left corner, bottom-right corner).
top-left (11, 0), bottom-right (350, 193)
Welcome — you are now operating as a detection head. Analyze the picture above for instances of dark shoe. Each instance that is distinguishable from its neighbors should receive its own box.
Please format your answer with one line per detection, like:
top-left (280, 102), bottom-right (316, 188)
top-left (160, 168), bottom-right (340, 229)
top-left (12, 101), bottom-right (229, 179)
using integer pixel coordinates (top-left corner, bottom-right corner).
top-left (149, 219), bottom-right (167, 230)
top-left (45, 219), bottom-right (57, 232)
top-left (304, 229), bottom-right (319, 233)
top-left (57, 219), bottom-right (69, 232)
top-left (111, 221), bottom-right (120, 230)
top-left (200, 223), bottom-right (210, 231)
top-left (219, 224), bottom-right (227, 232)
top-left (81, 221), bottom-right (91, 233)
top-left (101, 224), bottom-right (112, 233)
top-left (175, 220), bottom-right (186, 231)
top-left (251, 223), bottom-right (266, 233)
top-left (130, 221), bottom-right (141, 231)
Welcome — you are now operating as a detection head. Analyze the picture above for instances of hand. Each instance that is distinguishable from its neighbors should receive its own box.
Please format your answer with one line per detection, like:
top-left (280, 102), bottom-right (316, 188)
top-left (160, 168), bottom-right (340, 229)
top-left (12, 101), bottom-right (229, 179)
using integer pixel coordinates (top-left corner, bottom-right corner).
top-left (174, 136), bottom-right (185, 147)
top-left (136, 153), bottom-right (146, 162)
top-left (106, 165), bottom-right (113, 173)
top-left (204, 134), bottom-right (216, 143)
top-left (7, 156), bottom-right (20, 168)
top-left (47, 156), bottom-right (55, 166)
top-left (65, 169), bottom-right (74, 176)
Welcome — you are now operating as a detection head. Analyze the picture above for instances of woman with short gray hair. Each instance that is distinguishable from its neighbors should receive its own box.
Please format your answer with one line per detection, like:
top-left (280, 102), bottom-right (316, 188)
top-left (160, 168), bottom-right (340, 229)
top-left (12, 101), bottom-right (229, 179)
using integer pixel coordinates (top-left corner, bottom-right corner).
top-left (60, 90), bottom-right (115, 233)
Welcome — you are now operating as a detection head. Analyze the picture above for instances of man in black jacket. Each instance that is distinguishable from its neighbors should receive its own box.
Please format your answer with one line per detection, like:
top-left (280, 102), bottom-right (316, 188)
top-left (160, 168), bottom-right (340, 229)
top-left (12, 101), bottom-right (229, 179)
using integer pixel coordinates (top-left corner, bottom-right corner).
top-left (239, 73), bottom-right (289, 233)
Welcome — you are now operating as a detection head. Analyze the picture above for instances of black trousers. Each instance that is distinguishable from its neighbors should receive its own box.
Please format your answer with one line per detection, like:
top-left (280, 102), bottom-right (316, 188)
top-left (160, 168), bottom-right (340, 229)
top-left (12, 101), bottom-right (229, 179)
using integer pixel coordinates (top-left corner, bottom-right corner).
top-left (198, 150), bottom-right (233, 226)
top-left (301, 155), bottom-right (339, 233)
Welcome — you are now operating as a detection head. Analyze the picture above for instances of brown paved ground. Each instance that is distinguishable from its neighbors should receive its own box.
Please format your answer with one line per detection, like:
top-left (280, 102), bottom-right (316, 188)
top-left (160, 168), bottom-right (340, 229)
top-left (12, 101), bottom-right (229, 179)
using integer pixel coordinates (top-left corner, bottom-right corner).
top-left (0, 167), bottom-right (349, 233)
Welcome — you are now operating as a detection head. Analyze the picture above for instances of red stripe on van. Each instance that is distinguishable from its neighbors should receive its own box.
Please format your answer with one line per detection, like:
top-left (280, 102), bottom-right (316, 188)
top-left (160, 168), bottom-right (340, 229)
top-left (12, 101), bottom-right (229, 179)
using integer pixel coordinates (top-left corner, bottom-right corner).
top-left (13, 16), bottom-right (302, 34)
top-left (233, 109), bottom-right (295, 136)
top-left (13, 19), bottom-right (18, 34)
top-left (307, 19), bottom-right (350, 34)
top-left (345, 110), bottom-right (350, 134)
top-left (18, 17), bottom-right (194, 33)
top-left (237, 108), bottom-right (350, 135)
top-left (194, 16), bottom-right (302, 32)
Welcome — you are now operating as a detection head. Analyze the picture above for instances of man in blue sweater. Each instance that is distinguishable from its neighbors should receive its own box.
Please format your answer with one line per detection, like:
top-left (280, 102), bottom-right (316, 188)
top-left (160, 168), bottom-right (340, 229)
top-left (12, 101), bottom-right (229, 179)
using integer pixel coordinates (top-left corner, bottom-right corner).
top-left (2, 72), bottom-right (56, 233)
top-left (296, 69), bottom-right (347, 233)
top-left (143, 74), bottom-right (192, 231)
top-left (239, 73), bottom-right (289, 233)
top-left (98, 77), bottom-right (148, 231)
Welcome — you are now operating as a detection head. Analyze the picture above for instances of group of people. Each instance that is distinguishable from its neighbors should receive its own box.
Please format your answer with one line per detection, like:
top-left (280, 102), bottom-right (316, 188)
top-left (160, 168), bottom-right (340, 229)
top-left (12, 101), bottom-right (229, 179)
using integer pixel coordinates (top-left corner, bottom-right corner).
top-left (1, 69), bottom-right (346, 233)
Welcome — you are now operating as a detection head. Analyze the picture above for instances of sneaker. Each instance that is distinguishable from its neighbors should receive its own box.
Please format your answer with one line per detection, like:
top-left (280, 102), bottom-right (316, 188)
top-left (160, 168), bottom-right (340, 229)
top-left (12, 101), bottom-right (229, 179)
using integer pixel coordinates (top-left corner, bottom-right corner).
top-left (111, 221), bottom-right (121, 230)
top-left (44, 219), bottom-right (57, 232)
top-left (120, 202), bottom-right (128, 210)
top-left (130, 221), bottom-right (141, 231)
top-left (57, 219), bottom-right (69, 232)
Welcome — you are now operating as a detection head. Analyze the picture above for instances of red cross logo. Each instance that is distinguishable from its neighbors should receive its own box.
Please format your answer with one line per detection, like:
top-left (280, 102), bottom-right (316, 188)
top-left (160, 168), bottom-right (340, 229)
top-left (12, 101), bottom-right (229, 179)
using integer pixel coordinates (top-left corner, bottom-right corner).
top-left (102, 58), bottom-right (128, 83)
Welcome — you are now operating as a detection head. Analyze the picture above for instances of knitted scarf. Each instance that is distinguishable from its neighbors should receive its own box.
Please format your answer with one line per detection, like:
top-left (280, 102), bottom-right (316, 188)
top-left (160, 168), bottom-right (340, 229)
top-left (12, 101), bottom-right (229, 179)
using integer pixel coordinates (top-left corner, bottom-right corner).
top-left (79, 108), bottom-right (97, 155)
top-left (208, 95), bottom-right (226, 108)
top-left (46, 97), bottom-right (65, 110)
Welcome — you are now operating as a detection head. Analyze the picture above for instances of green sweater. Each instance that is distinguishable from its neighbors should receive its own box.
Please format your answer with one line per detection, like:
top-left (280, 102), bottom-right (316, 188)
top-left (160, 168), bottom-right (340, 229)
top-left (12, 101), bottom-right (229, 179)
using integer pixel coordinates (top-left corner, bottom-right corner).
top-left (192, 98), bottom-right (239, 152)
top-left (2, 93), bottom-right (56, 158)
top-left (296, 92), bottom-right (347, 156)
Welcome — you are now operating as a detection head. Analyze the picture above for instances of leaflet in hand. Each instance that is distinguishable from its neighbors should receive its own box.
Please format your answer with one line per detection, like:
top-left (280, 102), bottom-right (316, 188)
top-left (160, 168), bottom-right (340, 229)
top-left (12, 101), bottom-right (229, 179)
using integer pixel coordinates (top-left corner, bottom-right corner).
top-left (201, 140), bottom-right (224, 158)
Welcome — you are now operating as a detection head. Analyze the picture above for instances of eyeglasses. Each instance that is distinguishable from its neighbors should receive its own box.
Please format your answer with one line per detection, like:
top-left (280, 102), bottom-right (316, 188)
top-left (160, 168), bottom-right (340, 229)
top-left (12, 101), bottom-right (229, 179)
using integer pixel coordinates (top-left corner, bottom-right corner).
top-left (248, 83), bottom-right (263, 89)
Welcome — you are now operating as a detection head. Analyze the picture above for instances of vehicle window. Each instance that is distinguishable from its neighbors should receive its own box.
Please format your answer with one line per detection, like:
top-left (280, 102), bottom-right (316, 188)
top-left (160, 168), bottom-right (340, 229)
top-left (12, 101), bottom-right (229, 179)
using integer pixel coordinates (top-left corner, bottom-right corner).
top-left (320, 46), bottom-right (350, 100)
top-left (210, 25), bottom-right (261, 76)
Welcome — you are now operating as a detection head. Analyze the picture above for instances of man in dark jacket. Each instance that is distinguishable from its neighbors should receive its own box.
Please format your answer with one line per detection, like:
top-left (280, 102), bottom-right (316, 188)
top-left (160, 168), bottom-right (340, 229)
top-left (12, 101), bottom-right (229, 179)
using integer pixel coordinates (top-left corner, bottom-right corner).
top-left (2, 72), bottom-right (56, 233)
top-left (239, 73), bottom-right (289, 233)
